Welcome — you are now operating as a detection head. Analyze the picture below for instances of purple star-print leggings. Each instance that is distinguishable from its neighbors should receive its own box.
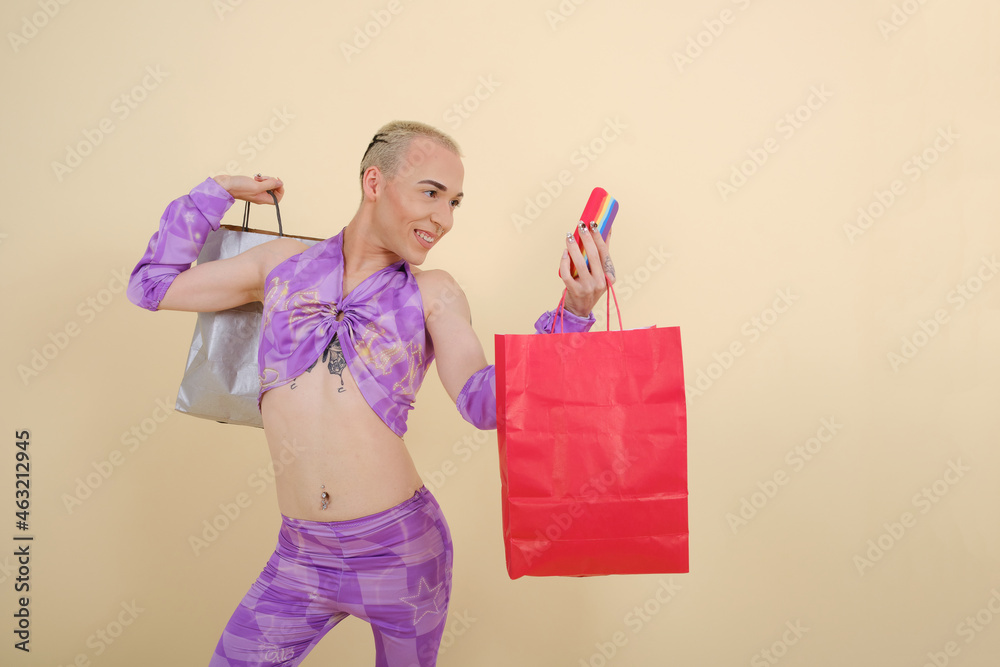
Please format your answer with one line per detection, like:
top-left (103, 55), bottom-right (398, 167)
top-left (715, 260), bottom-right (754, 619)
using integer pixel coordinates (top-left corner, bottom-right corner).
top-left (209, 487), bottom-right (453, 666)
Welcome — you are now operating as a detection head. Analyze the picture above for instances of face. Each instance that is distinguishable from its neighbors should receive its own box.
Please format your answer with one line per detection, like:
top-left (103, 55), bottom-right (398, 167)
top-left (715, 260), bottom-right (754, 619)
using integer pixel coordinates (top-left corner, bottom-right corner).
top-left (368, 136), bottom-right (465, 265)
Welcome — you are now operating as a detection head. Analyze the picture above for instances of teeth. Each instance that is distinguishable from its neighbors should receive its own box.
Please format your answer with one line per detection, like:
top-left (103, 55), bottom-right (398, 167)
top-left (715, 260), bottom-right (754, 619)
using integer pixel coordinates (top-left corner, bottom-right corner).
top-left (416, 231), bottom-right (434, 243)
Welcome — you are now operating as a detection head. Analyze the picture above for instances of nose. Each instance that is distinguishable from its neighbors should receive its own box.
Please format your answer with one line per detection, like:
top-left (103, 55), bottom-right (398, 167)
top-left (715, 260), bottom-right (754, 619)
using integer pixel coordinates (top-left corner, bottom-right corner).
top-left (430, 201), bottom-right (454, 235)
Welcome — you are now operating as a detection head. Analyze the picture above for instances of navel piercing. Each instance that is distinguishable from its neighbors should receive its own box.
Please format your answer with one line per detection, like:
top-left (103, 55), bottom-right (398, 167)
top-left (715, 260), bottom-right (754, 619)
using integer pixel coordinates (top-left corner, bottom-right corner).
top-left (320, 484), bottom-right (329, 510)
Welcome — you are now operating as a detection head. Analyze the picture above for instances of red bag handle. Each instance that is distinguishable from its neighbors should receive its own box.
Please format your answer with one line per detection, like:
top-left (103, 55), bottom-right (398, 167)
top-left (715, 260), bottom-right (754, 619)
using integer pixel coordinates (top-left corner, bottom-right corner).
top-left (554, 282), bottom-right (622, 333)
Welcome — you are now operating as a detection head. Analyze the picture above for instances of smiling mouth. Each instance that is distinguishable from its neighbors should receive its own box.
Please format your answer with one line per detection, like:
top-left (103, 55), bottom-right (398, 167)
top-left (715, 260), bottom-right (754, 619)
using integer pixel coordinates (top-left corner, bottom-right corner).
top-left (415, 230), bottom-right (435, 245)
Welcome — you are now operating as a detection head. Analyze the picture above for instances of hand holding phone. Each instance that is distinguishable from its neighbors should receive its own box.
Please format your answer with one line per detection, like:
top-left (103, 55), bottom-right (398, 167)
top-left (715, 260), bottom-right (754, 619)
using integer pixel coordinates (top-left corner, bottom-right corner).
top-left (565, 187), bottom-right (619, 278)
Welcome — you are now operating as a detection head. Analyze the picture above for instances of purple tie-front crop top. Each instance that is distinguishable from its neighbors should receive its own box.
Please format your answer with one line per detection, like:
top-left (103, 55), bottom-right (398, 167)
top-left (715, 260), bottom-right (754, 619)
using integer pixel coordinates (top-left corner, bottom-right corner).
top-left (258, 229), bottom-right (431, 436)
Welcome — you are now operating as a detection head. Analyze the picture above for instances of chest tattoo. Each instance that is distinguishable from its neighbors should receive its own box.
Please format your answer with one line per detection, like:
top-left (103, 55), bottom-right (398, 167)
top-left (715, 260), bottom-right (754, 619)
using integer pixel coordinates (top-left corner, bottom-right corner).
top-left (291, 333), bottom-right (347, 393)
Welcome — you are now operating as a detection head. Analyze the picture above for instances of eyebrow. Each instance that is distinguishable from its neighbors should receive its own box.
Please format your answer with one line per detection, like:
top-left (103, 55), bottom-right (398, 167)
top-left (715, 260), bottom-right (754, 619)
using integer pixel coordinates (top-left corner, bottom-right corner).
top-left (418, 179), bottom-right (463, 198)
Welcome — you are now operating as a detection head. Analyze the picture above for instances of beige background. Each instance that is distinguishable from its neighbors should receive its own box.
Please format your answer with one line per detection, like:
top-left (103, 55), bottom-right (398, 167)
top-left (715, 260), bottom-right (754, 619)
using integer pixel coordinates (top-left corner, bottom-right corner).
top-left (2, 0), bottom-right (999, 665)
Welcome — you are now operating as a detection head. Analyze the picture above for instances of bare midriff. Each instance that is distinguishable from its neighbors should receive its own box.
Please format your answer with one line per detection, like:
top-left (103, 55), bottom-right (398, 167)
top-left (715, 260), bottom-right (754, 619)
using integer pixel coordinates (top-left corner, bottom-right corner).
top-left (259, 352), bottom-right (424, 522)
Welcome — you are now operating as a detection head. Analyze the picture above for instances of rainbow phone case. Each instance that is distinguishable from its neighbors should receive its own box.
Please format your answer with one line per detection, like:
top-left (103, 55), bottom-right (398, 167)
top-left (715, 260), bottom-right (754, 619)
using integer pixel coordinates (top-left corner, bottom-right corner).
top-left (567, 187), bottom-right (619, 278)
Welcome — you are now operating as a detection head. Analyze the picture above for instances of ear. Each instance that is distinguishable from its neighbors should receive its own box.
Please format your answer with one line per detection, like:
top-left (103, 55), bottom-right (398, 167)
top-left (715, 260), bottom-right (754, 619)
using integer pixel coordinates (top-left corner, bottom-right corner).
top-left (361, 165), bottom-right (384, 202)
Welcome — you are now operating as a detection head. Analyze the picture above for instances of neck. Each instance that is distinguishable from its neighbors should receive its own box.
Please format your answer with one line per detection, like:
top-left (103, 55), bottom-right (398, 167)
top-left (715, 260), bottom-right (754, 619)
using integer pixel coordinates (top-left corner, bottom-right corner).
top-left (341, 207), bottom-right (403, 283)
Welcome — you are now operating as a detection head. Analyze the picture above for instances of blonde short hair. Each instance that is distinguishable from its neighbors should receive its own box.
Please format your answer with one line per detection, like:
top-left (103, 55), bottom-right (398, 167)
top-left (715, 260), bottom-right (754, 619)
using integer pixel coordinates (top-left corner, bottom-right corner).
top-left (359, 120), bottom-right (462, 186)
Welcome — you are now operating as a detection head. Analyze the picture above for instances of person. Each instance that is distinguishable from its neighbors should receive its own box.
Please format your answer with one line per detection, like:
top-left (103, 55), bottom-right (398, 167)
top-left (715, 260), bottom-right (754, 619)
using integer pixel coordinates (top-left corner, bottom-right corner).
top-left (127, 120), bottom-right (615, 666)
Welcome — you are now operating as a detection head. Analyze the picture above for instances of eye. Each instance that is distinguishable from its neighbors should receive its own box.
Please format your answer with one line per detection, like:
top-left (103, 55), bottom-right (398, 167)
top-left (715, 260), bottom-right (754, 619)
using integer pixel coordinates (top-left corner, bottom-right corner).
top-left (450, 199), bottom-right (462, 209)
top-left (423, 190), bottom-right (437, 198)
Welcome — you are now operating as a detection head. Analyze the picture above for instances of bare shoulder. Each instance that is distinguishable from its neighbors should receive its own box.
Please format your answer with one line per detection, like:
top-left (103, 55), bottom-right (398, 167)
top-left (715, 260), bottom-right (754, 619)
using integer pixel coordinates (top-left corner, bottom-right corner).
top-left (413, 268), bottom-right (464, 299)
top-left (259, 237), bottom-right (311, 272)
top-left (413, 267), bottom-right (454, 287)
top-left (413, 268), bottom-right (469, 323)
top-left (267, 236), bottom-right (312, 256)
top-left (246, 238), bottom-right (312, 301)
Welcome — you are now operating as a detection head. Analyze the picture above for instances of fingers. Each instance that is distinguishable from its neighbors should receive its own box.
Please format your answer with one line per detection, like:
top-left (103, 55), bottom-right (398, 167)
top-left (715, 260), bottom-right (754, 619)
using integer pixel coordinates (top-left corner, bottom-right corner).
top-left (559, 234), bottom-right (580, 283)
top-left (587, 221), bottom-right (616, 286)
top-left (564, 227), bottom-right (595, 283)
top-left (558, 221), bottom-right (615, 316)
top-left (575, 221), bottom-right (609, 286)
top-left (213, 174), bottom-right (284, 204)
top-left (252, 173), bottom-right (284, 204)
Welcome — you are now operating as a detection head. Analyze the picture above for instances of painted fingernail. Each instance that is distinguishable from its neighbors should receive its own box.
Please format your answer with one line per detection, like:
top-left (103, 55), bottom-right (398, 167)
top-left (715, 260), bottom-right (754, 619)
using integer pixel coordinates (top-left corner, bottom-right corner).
top-left (589, 221), bottom-right (598, 232)
top-left (578, 222), bottom-right (588, 232)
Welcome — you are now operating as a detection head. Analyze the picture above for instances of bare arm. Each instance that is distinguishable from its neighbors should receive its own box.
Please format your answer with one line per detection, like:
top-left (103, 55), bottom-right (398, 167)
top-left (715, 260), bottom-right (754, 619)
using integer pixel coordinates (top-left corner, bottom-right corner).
top-left (419, 269), bottom-right (488, 402)
top-left (157, 237), bottom-right (308, 312)
top-left (128, 174), bottom-right (304, 313)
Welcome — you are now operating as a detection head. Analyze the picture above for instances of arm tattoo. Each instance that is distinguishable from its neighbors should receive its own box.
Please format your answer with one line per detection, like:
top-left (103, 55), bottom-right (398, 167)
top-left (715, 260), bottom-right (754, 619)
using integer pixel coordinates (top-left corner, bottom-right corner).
top-left (291, 333), bottom-right (347, 393)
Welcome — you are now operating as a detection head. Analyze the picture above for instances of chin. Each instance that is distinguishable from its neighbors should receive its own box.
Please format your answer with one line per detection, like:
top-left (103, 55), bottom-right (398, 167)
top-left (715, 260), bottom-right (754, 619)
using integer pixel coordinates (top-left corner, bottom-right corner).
top-left (402, 238), bottom-right (433, 266)
top-left (395, 243), bottom-right (427, 266)
top-left (407, 252), bottom-right (429, 266)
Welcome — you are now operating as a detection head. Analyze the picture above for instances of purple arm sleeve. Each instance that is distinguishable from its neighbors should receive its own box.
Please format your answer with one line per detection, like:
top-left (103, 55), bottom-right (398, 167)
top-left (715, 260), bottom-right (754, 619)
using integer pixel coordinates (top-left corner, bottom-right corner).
top-left (532, 306), bottom-right (597, 334)
top-left (456, 366), bottom-right (497, 430)
top-left (455, 303), bottom-right (597, 430)
top-left (127, 177), bottom-right (235, 311)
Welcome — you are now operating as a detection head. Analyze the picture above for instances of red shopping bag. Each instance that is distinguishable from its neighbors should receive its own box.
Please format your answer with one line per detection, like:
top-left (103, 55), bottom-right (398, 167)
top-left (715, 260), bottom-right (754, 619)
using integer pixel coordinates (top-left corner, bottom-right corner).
top-left (495, 289), bottom-right (688, 578)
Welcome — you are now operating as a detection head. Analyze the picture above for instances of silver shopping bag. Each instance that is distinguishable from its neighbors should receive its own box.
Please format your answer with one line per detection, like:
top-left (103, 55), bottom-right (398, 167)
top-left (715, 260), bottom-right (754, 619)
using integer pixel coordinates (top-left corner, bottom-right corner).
top-left (175, 194), bottom-right (321, 428)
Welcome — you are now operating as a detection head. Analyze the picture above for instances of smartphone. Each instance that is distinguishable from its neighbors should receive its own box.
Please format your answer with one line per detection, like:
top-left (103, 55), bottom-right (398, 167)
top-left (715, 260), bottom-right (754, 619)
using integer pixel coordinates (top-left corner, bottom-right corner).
top-left (566, 187), bottom-right (619, 278)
